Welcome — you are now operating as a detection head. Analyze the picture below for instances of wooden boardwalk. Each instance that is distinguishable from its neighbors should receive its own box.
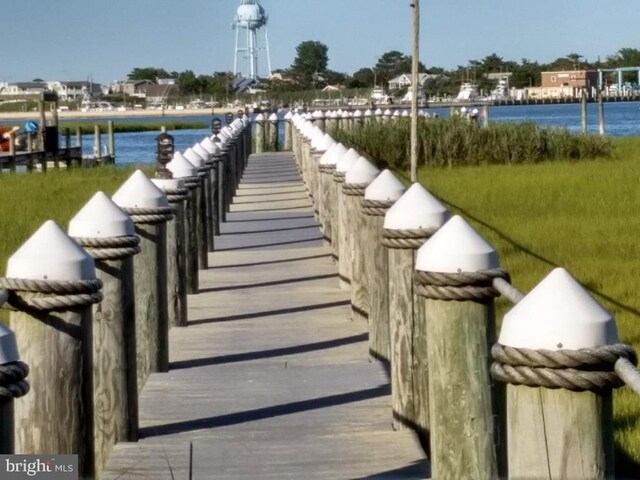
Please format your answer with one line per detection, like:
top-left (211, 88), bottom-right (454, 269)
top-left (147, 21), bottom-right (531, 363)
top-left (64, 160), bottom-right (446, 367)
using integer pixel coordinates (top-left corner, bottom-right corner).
top-left (103, 152), bottom-right (428, 479)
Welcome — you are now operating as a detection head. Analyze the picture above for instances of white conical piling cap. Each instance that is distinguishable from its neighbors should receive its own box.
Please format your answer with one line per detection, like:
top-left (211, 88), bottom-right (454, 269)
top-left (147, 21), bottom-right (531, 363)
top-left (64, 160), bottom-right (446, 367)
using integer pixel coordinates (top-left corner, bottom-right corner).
top-left (312, 133), bottom-right (335, 152)
top-left (416, 215), bottom-right (499, 273)
top-left (319, 142), bottom-right (348, 166)
top-left (353, 110), bottom-right (363, 118)
top-left (200, 137), bottom-right (221, 155)
top-left (384, 109), bottom-right (393, 116)
top-left (384, 183), bottom-right (450, 230)
top-left (255, 113), bottom-right (265, 121)
top-left (312, 110), bottom-right (325, 119)
top-left (168, 151), bottom-right (197, 178)
top-left (335, 148), bottom-right (361, 173)
top-left (192, 143), bottom-right (211, 161)
top-left (268, 113), bottom-right (278, 121)
top-left (0, 323), bottom-right (19, 364)
top-left (364, 169), bottom-right (406, 201)
top-left (329, 111), bottom-right (339, 119)
top-left (401, 110), bottom-right (410, 117)
top-left (374, 108), bottom-right (383, 116)
top-left (345, 157), bottom-right (380, 185)
top-left (152, 178), bottom-right (185, 195)
top-left (112, 170), bottom-right (169, 209)
top-left (341, 110), bottom-right (351, 119)
top-left (393, 110), bottom-right (401, 117)
top-left (499, 268), bottom-right (619, 350)
top-left (183, 148), bottom-right (205, 168)
top-left (6, 220), bottom-right (96, 281)
top-left (69, 191), bottom-right (134, 238)
top-left (285, 111), bottom-right (293, 120)
top-left (364, 109), bottom-right (373, 116)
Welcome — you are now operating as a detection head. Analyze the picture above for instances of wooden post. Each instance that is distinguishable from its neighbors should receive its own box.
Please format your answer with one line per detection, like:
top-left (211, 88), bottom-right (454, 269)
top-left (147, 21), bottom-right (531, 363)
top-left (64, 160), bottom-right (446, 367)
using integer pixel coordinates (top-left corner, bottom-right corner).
top-left (184, 149), bottom-right (210, 269)
top-left (581, 89), bottom-right (588, 134)
top-left (483, 104), bottom-right (489, 128)
top-left (0, 319), bottom-right (28, 454)
top-left (415, 215), bottom-right (504, 479)
top-left (494, 268), bottom-right (618, 478)
top-left (152, 179), bottom-right (189, 329)
top-left (268, 113), bottom-right (279, 152)
top-left (168, 154), bottom-right (201, 296)
top-left (598, 91), bottom-right (605, 136)
top-left (192, 144), bottom-right (216, 252)
top-left (344, 158), bottom-right (380, 323)
top-left (410, 0), bottom-right (420, 183)
top-left (315, 110), bottom-right (326, 132)
top-left (382, 184), bottom-right (449, 447)
top-left (107, 120), bottom-right (115, 163)
top-left (69, 192), bottom-right (141, 474)
top-left (361, 171), bottom-right (408, 363)
top-left (284, 112), bottom-right (293, 151)
top-left (94, 124), bottom-right (102, 162)
top-left (113, 171), bottom-right (172, 387)
top-left (200, 137), bottom-right (223, 236)
top-left (318, 143), bottom-right (346, 244)
top-left (38, 100), bottom-right (46, 150)
top-left (334, 149), bottom-right (361, 289)
top-left (8, 221), bottom-right (99, 479)
top-left (255, 114), bottom-right (265, 154)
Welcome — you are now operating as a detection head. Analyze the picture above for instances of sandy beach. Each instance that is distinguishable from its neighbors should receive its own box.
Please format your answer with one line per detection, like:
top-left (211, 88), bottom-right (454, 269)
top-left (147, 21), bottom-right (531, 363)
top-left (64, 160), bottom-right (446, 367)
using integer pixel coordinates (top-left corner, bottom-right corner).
top-left (0, 107), bottom-right (240, 122)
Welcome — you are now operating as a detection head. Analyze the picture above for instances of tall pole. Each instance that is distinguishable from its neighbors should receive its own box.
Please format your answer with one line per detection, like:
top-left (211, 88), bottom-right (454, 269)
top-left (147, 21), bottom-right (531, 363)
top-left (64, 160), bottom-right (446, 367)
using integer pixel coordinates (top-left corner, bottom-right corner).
top-left (410, 0), bottom-right (420, 182)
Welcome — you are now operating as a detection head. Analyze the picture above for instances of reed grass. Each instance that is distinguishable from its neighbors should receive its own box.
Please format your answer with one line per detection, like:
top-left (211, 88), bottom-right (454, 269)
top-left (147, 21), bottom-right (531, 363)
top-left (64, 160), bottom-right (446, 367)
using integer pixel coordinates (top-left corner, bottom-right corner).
top-left (58, 121), bottom-right (208, 135)
top-left (334, 117), bottom-right (613, 168)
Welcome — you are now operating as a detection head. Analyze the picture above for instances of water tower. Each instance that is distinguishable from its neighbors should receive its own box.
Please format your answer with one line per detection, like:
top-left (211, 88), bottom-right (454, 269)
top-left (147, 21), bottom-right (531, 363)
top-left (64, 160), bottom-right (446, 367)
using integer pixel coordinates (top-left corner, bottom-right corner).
top-left (233, 0), bottom-right (272, 80)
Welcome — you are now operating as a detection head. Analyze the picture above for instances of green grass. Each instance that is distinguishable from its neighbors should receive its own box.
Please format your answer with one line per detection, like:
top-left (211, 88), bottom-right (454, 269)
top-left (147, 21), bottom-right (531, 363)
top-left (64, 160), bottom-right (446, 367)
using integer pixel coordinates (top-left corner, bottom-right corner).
top-left (388, 138), bottom-right (640, 476)
top-left (58, 121), bottom-right (208, 135)
top-left (0, 166), bottom-right (146, 276)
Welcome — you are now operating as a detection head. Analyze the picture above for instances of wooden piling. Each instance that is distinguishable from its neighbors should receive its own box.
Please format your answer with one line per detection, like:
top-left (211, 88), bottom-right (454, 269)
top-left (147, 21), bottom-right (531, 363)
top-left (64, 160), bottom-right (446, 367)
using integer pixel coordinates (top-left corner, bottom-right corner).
top-left (107, 120), bottom-right (115, 163)
top-left (69, 192), bottom-right (142, 474)
top-left (7, 221), bottom-right (99, 480)
top-left (94, 124), bottom-right (102, 162)
top-left (284, 112), bottom-right (293, 151)
top-left (334, 149), bottom-right (360, 289)
top-left (598, 91), bottom-right (605, 136)
top-left (255, 115), bottom-right (266, 154)
top-left (269, 114), bottom-right (279, 152)
top-left (415, 216), bottom-right (504, 479)
top-left (581, 89), bottom-right (588, 133)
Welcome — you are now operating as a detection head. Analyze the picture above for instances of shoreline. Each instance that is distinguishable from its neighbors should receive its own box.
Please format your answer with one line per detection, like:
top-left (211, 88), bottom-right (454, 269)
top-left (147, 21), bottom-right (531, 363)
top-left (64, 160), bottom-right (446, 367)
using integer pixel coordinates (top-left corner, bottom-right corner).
top-left (0, 107), bottom-right (239, 123)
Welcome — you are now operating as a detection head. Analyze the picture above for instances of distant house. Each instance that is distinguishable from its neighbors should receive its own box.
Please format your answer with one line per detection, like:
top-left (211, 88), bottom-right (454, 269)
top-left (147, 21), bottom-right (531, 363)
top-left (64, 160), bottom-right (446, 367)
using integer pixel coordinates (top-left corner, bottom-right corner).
top-left (540, 70), bottom-right (599, 98)
top-left (110, 80), bottom-right (155, 97)
top-left (136, 83), bottom-right (173, 103)
top-left (48, 81), bottom-right (103, 101)
top-left (387, 73), bottom-right (442, 92)
top-left (0, 81), bottom-right (48, 96)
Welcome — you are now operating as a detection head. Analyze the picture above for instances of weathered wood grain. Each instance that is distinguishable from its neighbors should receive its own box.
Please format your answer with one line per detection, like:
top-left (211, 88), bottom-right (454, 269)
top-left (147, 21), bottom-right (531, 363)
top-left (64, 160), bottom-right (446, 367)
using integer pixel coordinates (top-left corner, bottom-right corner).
top-left (167, 200), bottom-right (187, 327)
top-left (196, 175), bottom-right (208, 270)
top-left (185, 186), bottom-right (199, 295)
top-left (12, 301), bottom-right (95, 480)
top-left (350, 193), bottom-right (368, 323)
top-left (368, 215), bottom-right (390, 360)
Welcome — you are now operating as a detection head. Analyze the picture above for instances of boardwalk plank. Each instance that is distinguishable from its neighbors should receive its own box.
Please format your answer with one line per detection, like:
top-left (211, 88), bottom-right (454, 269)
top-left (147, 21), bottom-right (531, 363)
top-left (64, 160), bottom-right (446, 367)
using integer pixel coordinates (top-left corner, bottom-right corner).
top-left (103, 152), bottom-right (428, 479)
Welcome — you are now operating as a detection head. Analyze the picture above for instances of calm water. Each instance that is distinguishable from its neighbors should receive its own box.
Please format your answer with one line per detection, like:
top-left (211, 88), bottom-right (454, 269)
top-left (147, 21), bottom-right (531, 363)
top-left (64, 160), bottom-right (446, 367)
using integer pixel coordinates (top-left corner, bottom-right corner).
top-left (65, 102), bottom-right (640, 166)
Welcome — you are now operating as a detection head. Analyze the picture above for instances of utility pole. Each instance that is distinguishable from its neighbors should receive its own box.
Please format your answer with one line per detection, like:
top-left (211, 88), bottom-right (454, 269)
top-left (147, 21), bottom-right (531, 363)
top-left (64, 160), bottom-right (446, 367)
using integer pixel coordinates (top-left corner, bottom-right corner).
top-left (410, 0), bottom-right (420, 182)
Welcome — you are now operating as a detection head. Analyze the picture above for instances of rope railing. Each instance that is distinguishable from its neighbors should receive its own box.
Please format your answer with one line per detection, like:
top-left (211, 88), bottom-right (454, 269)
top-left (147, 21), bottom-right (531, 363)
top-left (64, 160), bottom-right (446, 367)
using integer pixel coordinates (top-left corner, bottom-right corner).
top-left (492, 277), bottom-right (640, 396)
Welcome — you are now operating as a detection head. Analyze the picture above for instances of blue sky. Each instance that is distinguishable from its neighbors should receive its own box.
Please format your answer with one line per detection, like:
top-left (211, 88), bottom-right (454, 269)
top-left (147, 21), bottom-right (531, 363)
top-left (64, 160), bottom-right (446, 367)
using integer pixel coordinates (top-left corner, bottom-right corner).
top-left (4, 0), bottom-right (640, 84)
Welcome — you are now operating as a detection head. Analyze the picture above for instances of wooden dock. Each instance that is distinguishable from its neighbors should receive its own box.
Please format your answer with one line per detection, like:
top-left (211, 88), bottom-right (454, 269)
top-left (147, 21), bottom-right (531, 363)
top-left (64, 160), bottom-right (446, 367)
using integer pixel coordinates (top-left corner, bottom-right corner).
top-left (103, 152), bottom-right (428, 479)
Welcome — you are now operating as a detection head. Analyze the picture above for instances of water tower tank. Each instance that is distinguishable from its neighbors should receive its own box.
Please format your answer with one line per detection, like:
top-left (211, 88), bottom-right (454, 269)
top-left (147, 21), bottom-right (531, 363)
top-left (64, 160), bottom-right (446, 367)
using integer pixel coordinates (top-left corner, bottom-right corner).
top-left (236, 1), bottom-right (267, 29)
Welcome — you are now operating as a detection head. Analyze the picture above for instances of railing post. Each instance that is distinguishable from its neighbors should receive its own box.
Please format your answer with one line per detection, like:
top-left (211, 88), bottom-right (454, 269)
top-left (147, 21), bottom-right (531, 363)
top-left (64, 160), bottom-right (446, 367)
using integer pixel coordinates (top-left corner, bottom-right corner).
top-left (374, 108), bottom-right (384, 123)
top-left (284, 111), bottom-right (293, 151)
top-left (382, 184), bottom-right (449, 446)
top-left (268, 113), bottom-right (279, 152)
top-left (314, 110), bottom-right (326, 132)
top-left (318, 143), bottom-right (347, 249)
top-left (254, 113), bottom-right (265, 154)
top-left (183, 148), bottom-right (210, 270)
top-left (0, 318), bottom-right (29, 454)
top-left (353, 109), bottom-right (364, 128)
top-left (414, 215), bottom-right (505, 479)
top-left (192, 143), bottom-right (216, 252)
top-left (493, 268), bottom-right (620, 478)
top-left (364, 109), bottom-right (373, 125)
top-left (343, 158), bottom-right (380, 323)
top-left (361, 171), bottom-right (406, 361)
top-left (68, 192), bottom-right (140, 474)
top-left (168, 153), bottom-right (201, 297)
top-left (5, 221), bottom-right (101, 479)
top-left (113, 171), bottom-right (173, 386)
top-left (333, 148), bottom-right (361, 290)
top-left (310, 133), bottom-right (336, 224)
top-left (200, 137), bottom-right (223, 235)
top-left (326, 111), bottom-right (339, 134)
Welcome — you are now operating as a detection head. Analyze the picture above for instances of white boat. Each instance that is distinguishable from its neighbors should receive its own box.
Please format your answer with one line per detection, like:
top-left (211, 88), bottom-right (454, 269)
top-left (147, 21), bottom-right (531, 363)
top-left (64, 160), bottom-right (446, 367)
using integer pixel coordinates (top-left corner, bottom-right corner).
top-left (490, 79), bottom-right (509, 100)
top-left (455, 82), bottom-right (479, 102)
top-left (371, 86), bottom-right (391, 104)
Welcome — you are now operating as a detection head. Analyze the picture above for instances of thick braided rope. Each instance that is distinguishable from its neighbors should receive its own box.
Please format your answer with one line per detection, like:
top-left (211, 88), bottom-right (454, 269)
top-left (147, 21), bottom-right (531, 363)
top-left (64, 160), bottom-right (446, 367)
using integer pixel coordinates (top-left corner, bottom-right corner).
top-left (0, 361), bottom-right (30, 399)
top-left (381, 228), bottom-right (437, 249)
top-left (319, 164), bottom-right (336, 174)
top-left (342, 183), bottom-right (368, 196)
top-left (0, 277), bottom-right (103, 312)
top-left (333, 171), bottom-right (346, 183)
top-left (197, 166), bottom-right (210, 177)
top-left (414, 269), bottom-right (510, 302)
top-left (181, 175), bottom-right (201, 190)
top-left (162, 186), bottom-right (189, 204)
top-left (361, 199), bottom-right (395, 217)
top-left (122, 206), bottom-right (173, 225)
top-left (491, 343), bottom-right (637, 393)
top-left (73, 235), bottom-right (141, 261)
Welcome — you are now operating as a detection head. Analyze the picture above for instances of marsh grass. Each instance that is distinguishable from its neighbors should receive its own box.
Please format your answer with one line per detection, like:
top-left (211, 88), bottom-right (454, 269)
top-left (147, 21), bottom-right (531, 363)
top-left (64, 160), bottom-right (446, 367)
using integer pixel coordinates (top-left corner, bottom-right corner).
top-left (388, 142), bottom-right (640, 476)
top-left (0, 165), bottom-right (142, 291)
top-left (334, 117), bottom-right (613, 169)
top-left (59, 121), bottom-right (208, 135)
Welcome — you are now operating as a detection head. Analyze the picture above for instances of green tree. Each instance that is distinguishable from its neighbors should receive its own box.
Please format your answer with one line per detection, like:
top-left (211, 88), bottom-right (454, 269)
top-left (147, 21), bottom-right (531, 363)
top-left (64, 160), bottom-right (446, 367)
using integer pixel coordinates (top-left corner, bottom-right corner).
top-left (127, 67), bottom-right (171, 80)
top-left (375, 51), bottom-right (411, 85)
top-left (291, 41), bottom-right (329, 88)
top-left (347, 68), bottom-right (375, 88)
